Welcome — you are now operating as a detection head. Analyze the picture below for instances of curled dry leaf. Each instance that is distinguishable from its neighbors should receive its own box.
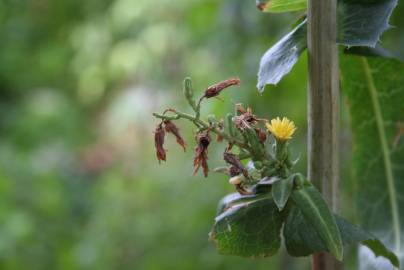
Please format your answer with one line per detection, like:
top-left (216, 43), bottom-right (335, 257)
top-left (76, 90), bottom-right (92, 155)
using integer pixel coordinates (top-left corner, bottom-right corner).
top-left (154, 123), bottom-right (166, 163)
top-left (164, 120), bottom-right (186, 151)
top-left (193, 132), bottom-right (211, 177)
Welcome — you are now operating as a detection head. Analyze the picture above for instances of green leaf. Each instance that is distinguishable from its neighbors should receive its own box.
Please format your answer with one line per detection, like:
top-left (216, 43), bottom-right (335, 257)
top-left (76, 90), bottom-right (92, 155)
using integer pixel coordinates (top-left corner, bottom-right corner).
top-left (257, 20), bottom-right (306, 91)
top-left (283, 206), bottom-right (400, 268)
top-left (344, 45), bottom-right (396, 58)
top-left (210, 196), bottom-right (284, 257)
top-left (272, 176), bottom-right (293, 211)
top-left (291, 184), bottom-right (343, 260)
top-left (338, 0), bottom-right (397, 47)
top-left (341, 55), bottom-right (404, 268)
top-left (216, 192), bottom-right (270, 215)
top-left (257, 0), bottom-right (396, 90)
top-left (284, 205), bottom-right (328, 256)
top-left (256, 0), bottom-right (307, 13)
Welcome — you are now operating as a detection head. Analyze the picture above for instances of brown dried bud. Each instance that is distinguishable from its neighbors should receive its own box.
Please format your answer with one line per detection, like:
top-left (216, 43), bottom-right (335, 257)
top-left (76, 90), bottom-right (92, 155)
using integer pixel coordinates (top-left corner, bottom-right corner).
top-left (154, 123), bottom-right (166, 163)
top-left (223, 151), bottom-right (248, 177)
top-left (255, 128), bottom-right (267, 143)
top-left (204, 78), bottom-right (240, 99)
top-left (256, 1), bottom-right (267, 11)
top-left (216, 133), bottom-right (223, 142)
top-left (164, 120), bottom-right (186, 151)
top-left (193, 132), bottom-right (211, 177)
top-left (229, 166), bottom-right (241, 177)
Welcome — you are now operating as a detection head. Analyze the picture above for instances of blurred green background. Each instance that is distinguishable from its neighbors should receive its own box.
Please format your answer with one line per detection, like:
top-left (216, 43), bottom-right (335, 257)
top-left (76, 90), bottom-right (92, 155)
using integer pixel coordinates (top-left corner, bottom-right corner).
top-left (0, 0), bottom-right (403, 269)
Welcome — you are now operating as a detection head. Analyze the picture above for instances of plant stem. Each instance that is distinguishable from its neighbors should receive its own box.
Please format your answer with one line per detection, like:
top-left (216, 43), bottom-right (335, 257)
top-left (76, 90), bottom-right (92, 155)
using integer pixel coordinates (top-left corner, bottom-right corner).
top-left (307, 0), bottom-right (341, 268)
top-left (152, 112), bottom-right (248, 149)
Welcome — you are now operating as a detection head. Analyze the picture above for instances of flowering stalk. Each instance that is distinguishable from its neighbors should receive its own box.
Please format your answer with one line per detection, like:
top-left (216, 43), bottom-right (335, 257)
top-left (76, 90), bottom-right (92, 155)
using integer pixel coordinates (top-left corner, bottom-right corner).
top-left (153, 77), bottom-right (400, 268)
top-left (153, 77), bottom-right (297, 188)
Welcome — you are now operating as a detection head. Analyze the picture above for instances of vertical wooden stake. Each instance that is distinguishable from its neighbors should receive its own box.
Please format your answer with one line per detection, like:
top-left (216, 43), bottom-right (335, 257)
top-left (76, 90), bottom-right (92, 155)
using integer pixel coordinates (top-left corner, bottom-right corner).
top-left (307, 0), bottom-right (341, 269)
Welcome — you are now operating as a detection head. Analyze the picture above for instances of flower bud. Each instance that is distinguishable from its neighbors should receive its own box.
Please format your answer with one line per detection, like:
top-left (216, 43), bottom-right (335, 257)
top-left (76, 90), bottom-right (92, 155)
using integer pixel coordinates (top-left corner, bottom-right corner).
top-left (183, 77), bottom-right (194, 100)
top-left (183, 77), bottom-right (197, 110)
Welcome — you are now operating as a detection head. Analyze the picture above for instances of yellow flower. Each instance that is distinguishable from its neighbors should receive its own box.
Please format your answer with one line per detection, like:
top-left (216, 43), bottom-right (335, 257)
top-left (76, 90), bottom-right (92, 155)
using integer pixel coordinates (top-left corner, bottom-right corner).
top-left (266, 117), bottom-right (297, 141)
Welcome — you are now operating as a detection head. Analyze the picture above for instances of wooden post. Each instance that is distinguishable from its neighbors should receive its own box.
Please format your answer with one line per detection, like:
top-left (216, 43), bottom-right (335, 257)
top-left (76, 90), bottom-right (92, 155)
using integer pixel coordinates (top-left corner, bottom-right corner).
top-left (307, 0), bottom-right (341, 269)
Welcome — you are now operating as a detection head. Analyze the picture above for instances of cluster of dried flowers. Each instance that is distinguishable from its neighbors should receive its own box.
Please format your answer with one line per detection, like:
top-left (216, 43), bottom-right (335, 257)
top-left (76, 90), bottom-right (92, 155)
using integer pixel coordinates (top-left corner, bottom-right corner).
top-left (153, 77), bottom-right (296, 195)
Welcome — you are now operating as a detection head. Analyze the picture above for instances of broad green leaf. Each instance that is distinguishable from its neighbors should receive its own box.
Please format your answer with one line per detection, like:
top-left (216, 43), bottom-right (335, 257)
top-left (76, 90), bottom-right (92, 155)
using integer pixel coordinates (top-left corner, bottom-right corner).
top-left (256, 0), bottom-right (307, 13)
top-left (210, 197), bottom-right (284, 257)
top-left (272, 176), bottom-right (293, 211)
top-left (344, 45), bottom-right (396, 58)
top-left (257, 0), bottom-right (396, 91)
top-left (283, 206), bottom-right (400, 267)
top-left (284, 205), bottom-right (329, 256)
top-left (341, 55), bottom-right (404, 268)
top-left (338, 0), bottom-right (397, 47)
top-left (291, 185), bottom-right (343, 260)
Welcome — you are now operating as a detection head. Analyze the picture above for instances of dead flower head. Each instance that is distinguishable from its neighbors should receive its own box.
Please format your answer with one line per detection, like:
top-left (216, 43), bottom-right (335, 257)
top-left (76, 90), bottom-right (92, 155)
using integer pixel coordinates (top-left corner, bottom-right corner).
top-left (154, 123), bottom-right (166, 163)
top-left (193, 132), bottom-right (211, 177)
top-left (204, 78), bottom-right (240, 99)
top-left (164, 120), bottom-right (186, 151)
top-left (234, 107), bottom-right (258, 130)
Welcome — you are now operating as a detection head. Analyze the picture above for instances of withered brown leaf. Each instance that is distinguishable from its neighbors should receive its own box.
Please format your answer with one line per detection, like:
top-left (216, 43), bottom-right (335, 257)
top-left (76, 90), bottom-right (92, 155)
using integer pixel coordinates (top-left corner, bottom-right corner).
top-left (154, 123), bottom-right (166, 163)
top-left (164, 120), bottom-right (186, 151)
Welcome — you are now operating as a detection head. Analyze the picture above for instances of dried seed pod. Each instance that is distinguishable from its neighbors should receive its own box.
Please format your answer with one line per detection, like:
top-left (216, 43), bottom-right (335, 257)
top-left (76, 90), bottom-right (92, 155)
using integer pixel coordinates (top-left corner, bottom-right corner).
top-left (193, 132), bottom-right (211, 177)
top-left (164, 120), bottom-right (186, 151)
top-left (154, 123), bottom-right (166, 163)
top-left (204, 78), bottom-right (240, 99)
top-left (223, 151), bottom-right (248, 177)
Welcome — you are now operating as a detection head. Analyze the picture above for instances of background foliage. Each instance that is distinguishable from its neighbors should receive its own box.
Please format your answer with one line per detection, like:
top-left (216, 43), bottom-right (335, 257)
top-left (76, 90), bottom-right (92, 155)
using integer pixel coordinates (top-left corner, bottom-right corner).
top-left (0, 0), bottom-right (403, 269)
